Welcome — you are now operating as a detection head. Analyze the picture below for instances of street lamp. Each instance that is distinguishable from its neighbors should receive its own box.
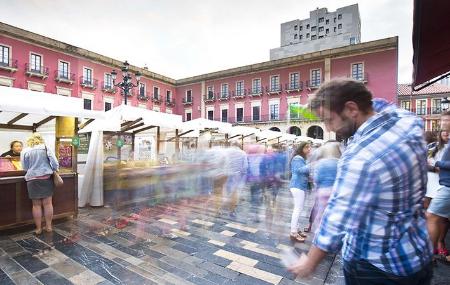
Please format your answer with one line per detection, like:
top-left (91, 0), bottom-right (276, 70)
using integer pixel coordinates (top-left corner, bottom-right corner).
top-left (441, 97), bottom-right (450, 112)
top-left (111, 61), bottom-right (142, 105)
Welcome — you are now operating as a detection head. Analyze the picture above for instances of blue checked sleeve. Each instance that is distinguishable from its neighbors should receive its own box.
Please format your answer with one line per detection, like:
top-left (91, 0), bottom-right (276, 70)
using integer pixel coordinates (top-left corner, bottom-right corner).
top-left (313, 158), bottom-right (378, 253)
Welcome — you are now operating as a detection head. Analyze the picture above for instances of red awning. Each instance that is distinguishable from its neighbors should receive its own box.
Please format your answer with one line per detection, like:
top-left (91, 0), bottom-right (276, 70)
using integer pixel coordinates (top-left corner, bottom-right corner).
top-left (412, 0), bottom-right (450, 90)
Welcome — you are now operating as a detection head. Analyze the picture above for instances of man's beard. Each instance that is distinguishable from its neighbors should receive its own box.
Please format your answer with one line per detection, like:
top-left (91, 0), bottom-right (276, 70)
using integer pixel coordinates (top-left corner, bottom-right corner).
top-left (335, 114), bottom-right (358, 140)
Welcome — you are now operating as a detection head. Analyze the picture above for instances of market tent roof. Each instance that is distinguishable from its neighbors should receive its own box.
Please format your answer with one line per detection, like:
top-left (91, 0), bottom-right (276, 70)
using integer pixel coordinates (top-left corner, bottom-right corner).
top-left (257, 130), bottom-right (284, 141)
top-left (181, 118), bottom-right (232, 133)
top-left (280, 133), bottom-right (298, 142)
top-left (80, 104), bottom-right (183, 133)
top-left (0, 86), bottom-right (104, 130)
top-left (226, 126), bottom-right (261, 138)
top-left (412, 0), bottom-right (450, 90)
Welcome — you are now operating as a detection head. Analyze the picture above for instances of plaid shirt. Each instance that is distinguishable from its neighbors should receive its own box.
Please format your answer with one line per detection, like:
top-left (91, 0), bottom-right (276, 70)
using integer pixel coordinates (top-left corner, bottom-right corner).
top-left (313, 106), bottom-right (432, 276)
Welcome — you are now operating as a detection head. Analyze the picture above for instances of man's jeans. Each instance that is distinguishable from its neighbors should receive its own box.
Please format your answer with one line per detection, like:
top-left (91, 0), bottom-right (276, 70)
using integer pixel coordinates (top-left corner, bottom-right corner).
top-left (343, 259), bottom-right (433, 285)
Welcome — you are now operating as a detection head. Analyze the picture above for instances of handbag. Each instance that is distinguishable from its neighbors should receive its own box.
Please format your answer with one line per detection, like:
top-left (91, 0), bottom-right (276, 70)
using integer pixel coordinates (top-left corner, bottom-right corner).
top-left (45, 146), bottom-right (64, 188)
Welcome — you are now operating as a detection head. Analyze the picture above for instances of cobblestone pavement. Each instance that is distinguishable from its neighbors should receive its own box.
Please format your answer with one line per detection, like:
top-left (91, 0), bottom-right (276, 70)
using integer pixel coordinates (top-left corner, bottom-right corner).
top-left (0, 186), bottom-right (449, 285)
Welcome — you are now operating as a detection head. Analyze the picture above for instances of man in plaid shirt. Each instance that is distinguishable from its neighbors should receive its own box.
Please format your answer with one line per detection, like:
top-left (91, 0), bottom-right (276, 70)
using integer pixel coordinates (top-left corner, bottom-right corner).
top-left (289, 79), bottom-right (433, 284)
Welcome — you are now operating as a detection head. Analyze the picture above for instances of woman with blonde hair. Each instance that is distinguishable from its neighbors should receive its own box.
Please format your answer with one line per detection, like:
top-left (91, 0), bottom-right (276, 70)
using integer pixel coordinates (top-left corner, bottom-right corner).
top-left (21, 133), bottom-right (59, 234)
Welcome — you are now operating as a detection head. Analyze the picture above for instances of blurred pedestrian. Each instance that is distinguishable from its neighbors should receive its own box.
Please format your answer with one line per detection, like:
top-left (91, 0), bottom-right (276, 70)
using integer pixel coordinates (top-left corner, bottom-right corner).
top-left (288, 142), bottom-right (312, 243)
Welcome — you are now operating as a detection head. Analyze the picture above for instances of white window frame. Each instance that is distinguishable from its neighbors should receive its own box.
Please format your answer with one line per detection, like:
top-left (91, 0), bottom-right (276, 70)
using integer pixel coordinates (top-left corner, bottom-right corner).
top-left (207, 108), bottom-right (214, 121)
top-left (166, 90), bottom-right (172, 102)
top-left (58, 60), bottom-right (70, 79)
top-left (251, 101), bottom-right (261, 121)
top-left (83, 67), bottom-right (93, 84)
top-left (350, 62), bottom-right (365, 81)
top-left (138, 82), bottom-right (146, 97)
top-left (29, 52), bottom-right (43, 72)
top-left (186, 89), bottom-right (193, 102)
top-left (270, 75), bottom-right (280, 92)
top-left (289, 72), bottom-right (300, 90)
top-left (221, 83), bottom-right (229, 98)
top-left (252, 78), bottom-right (262, 94)
top-left (235, 104), bottom-right (244, 122)
top-left (153, 86), bottom-right (160, 99)
top-left (310, 68), bottom-right (321, 87)
top-left (416, 99), bottom-right (427, 115)
top-left (104, 97), bottom-right (114, 111)
top-left (0, 44), bottom-right (11, 65)
top-left (104, 72), bottom-right (113, 89)
top-left (207, 86), bottom-right (214, 99)
top-left (220, 107), bottom-right (228, 123)
top-left (236, 80), bottom-right (244, 96)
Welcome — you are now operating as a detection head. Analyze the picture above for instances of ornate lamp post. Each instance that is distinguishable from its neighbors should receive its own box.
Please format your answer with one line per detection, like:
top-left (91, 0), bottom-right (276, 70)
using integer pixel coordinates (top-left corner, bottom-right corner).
top-left (441, 97), bottom-right (450, 112)
top-left (111, 61), bottom-right (142, 105)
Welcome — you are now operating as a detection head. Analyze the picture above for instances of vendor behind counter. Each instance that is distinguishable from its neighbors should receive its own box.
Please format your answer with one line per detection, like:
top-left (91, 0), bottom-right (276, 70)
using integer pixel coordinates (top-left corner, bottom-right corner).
top-left (1, 140), bottom-right (23, 157)
top-left (0, 140), bottom-right (23, 171)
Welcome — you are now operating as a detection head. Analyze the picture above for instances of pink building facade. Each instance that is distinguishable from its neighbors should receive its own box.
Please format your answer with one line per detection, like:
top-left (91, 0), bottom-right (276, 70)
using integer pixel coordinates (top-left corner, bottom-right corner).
top-left (0, 22), bottom-right (398, 139)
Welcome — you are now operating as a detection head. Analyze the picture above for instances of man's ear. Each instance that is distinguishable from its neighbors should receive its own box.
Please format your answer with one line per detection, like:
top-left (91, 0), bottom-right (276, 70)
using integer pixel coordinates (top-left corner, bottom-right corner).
top-left (343, 101), bottom-right (360, 118)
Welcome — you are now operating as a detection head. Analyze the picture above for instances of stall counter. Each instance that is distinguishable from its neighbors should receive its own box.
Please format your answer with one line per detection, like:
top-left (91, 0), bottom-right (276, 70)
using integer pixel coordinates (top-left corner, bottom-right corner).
top-left (0, 171), bottom-right (78, 230)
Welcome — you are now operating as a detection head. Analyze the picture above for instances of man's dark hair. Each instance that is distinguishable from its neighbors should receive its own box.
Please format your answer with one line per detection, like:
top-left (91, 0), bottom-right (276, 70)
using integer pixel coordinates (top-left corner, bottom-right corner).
top-left (309, 79), bottom-right (373, 114)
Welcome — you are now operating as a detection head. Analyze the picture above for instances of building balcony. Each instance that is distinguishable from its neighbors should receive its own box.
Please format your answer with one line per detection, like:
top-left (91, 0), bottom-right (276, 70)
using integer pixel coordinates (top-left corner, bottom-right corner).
top-left (152, 93), bottom-right (161, 104)
top-left (285, 82), bottom-right (304, 93)
top-left (232, 89), bottom-right (246, 99)
top-left (165, 98), bottom-right (175, 107)
top-left (306, 80), bottom-right (321, 90)
top-left (250, 88), bottom-right (263, 97)
top-left (55, 71), bottom-right (75, 84)
top-left (25, 63), bottom-right (49, 79)
top-left (80, 76), bottom-right (98, 89)
top-left (409, 107), bottom-right (443, 116)
top-left (232, 113), bottom-right (319, 125)
top-left (0, 59), bottom-right (18, 72)
top-left (219, 93), bottom-right (229, 101)
top-left (138, 92), bottom-right (150, 101)
top-left (348, 72), bottom-right (369, 83)
top-left (431, 107), bottom-right (442, 115)
top-left (266, 85), bottom-right (282, 95)
top-left (182, 97), bottom-right (193, 105)
top-left (204, 93), bottom-right (216, 103)
top-left (101, 82), bottom-right (117, 94)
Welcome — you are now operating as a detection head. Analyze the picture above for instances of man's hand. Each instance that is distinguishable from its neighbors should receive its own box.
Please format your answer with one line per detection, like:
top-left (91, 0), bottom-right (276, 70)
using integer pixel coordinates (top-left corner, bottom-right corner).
top-left (288, 253), bottom-right (314, 277)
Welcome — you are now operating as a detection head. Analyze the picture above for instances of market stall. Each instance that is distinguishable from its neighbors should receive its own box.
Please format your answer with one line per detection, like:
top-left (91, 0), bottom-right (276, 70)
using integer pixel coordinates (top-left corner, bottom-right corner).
top-left (0, 86), bottom-right (104, 230)
top-left (78, 104), bottom-right (193, 208)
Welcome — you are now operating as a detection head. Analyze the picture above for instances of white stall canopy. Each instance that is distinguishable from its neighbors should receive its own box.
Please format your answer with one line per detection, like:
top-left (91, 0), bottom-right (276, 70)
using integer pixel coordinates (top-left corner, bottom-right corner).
top-left (0, 86), bottom-right (104, 130)
top-left (80, 104), bottom-right (182, 134)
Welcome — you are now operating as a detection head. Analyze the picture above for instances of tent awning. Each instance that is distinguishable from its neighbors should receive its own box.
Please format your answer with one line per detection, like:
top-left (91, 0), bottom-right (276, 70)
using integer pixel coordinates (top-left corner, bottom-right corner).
top-left (80, 104), bottom-right (183, 133)
top-left (412, 0), bottom-right (450, 90)
top-left (0, 86), bottom-right (104, 130)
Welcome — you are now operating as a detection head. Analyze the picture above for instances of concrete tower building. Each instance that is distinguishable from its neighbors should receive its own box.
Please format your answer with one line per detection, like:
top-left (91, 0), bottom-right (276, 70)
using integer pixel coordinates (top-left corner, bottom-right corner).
top-left (270, 4), bottom-right (361, 60)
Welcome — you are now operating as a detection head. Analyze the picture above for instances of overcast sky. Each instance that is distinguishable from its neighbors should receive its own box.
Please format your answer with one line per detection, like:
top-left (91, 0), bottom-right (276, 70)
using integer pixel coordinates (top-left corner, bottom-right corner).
top-left (1, 0), bottom-right (413, 83)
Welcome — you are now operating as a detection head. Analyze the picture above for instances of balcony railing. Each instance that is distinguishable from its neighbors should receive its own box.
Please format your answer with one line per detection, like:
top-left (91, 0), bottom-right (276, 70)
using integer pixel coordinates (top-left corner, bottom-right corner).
top-left (165, 98), bottom-right (175, 107)
top-left (80, 76), bottom-right (98, 89)
top-left (25, 63), bottom-right (49, 79)
top-left (102, 81), bottom-right (117, 94)
top-left (266, 85), bottom-right (282, 95)
top-left (431, 107), bottom-right (442, 115)
top-left (233, 89), bottom-right (246, 99)
top-left (0, 58), bottom-right (18, 72)
top-left (183, 97), bottom-right (193, 105)
top-left (152, 93), bottom-right (161, 104)
top-left (138, 91), bottom-right (150, 101)
top-left (306, 80), bottom-right (321, 89)
top-left (55, 70), bottom-right (75, 84)
top-left (348, 72), bottom-right (369, 83)
top-left (285, 81), bottom-right (304, 93)
top-left (204, 93), bottom-right (216, 103)
top-left (219, 92), bottom-right (229, 101)
top-left (250, 88), bottom-right (262, 96)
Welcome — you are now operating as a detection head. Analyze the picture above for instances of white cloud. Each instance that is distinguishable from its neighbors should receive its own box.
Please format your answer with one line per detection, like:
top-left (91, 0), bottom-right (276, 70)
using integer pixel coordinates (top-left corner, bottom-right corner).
top-left (0, 0), bottom-right (413, 82)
